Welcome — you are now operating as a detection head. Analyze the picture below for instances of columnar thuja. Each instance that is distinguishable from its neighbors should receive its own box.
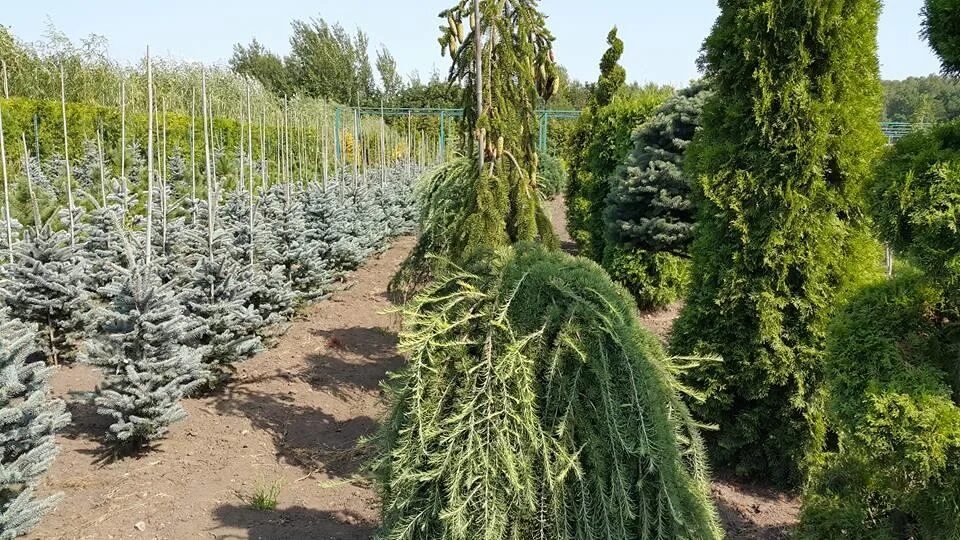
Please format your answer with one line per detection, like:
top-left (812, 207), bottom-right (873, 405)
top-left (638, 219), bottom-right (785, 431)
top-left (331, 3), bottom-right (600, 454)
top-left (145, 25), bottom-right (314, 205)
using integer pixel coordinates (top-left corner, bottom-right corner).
top-left (671, 0), bottom-right (886, 486)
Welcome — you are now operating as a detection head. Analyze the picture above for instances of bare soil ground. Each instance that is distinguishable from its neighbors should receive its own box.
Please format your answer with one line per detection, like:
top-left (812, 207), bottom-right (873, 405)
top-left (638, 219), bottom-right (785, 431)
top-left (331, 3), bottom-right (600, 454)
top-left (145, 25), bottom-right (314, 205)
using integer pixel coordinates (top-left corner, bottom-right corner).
top-left (34, 200), bottom-right (798, 539)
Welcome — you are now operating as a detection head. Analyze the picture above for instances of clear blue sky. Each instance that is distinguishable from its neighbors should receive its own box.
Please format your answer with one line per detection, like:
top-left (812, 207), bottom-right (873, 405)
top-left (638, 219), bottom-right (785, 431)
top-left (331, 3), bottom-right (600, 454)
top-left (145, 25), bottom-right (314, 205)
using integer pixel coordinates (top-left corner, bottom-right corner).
top-left (2, 1), bottom-right (942, 86)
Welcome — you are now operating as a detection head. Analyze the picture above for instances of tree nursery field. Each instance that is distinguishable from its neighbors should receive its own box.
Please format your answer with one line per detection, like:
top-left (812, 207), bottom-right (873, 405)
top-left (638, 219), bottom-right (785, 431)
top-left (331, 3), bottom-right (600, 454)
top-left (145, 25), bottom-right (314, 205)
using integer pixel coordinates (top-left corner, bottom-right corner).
top-left (1, 0), bottom-right (959, 539)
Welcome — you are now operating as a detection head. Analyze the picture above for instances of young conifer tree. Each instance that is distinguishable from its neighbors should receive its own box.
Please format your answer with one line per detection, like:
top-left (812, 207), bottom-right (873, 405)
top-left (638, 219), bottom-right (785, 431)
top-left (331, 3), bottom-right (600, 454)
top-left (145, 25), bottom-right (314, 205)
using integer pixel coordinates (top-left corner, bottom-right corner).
top-left (87, 260), bottom-right (207, 449)
top-left (670, 0), bottom-right (886, 486)
top-left (599, 82), bottom-right (710, 309)
top-left (2, 221), bottom-right (86, 364)
top-left (0, 309), bottom-right (70, 538)
top-left (605, 82), bottom-right (710, 258)
top-left (258, 185), bottom-right (331, 299)
top-left (81, 180), bottom-right (136, 307)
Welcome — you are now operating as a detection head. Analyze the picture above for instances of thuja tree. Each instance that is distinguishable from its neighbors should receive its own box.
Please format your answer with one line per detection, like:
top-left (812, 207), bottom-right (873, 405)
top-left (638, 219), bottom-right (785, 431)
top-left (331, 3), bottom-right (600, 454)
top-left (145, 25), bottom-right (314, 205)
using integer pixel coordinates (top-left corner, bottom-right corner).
top-left (800, 111), bottom-right (960, 537)
top-left (0, 310), bottom-right (70, 538)
top-left (601, 82), bottom-right (711, 309)
top-left (393, 0), bottom-right (560, 289)
top-left (563, 28), bottom-right (671, 262)
top-left (670, 0), bottom-right (886, 486)
top-left (565, 28), bottom-right (624, 260)
top-left (375, 245), bottom-right (721, 539)
top-left (923, 0), bottom-right (960, 76)
top-left (88, 263), bottom-right (207, 449)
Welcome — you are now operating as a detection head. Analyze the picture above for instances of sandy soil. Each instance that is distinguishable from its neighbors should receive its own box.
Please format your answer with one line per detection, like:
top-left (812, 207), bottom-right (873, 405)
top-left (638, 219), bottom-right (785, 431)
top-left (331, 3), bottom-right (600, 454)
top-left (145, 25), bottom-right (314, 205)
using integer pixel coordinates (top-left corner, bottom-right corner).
top-left (33, 199), bottom-right (799, 539)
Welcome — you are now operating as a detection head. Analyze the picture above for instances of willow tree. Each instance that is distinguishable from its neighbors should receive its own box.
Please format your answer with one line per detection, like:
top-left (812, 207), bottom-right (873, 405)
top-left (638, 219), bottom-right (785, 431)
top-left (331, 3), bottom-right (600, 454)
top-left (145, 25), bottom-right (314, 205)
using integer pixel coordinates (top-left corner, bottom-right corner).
top-left (393, 0), bottom-right (559, 290)
top-left (670, 0), bottom-right (886, 486)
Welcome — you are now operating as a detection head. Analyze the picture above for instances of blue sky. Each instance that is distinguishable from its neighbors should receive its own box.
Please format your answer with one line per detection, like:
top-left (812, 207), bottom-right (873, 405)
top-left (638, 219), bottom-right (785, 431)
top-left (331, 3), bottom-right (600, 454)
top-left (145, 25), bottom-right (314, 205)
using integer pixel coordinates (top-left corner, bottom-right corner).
top-left (2, 1), bottom-right (942, 86)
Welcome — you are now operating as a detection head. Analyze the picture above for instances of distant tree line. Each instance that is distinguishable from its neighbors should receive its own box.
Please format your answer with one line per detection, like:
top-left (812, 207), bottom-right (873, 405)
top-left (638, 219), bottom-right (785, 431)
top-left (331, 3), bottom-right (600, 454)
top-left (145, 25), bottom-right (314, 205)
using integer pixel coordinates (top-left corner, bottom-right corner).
top-left (882, 75), bottom-right (960, 122)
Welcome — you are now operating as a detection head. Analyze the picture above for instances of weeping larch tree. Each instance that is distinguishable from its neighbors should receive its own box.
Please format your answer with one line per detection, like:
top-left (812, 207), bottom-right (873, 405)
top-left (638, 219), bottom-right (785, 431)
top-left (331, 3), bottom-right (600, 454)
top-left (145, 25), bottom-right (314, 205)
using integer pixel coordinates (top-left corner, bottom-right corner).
top-left (374, 1), bottom-right (722, 538)
top-left (392, 0), bottom-right (558, 290)
top-left (670, 0), bottom-right (886, 487)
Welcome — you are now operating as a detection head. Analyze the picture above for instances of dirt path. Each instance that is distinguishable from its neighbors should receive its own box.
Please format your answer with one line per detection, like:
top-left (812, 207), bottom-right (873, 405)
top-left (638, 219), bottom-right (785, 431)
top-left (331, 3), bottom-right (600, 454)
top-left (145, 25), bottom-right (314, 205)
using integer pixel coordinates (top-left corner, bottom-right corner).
top-left (33, 237), bottom-right (417, 540)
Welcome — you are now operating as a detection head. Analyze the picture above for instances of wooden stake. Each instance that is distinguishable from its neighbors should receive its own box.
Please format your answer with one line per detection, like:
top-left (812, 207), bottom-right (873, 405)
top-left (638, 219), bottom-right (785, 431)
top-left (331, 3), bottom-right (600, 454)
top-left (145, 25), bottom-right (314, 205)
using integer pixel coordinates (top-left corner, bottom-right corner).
top-left (201, 70), bottom-right (214, 260)
top-left (59, 64), bottom-right (76, 246)
top-left (145, 48), bottom-right (154, 266)
top-left (120, 79), bottom-right (127, 215)
top-left (21, 134), bottom-right (41, 233)
top-left (160, 99), bottom-right (168, 253)
top-left (0, 102), bottom-right (12, 263)
top-left (96, 129), bottom-right (107, 207)
top-left (322, 102), bottom-right (329, 188)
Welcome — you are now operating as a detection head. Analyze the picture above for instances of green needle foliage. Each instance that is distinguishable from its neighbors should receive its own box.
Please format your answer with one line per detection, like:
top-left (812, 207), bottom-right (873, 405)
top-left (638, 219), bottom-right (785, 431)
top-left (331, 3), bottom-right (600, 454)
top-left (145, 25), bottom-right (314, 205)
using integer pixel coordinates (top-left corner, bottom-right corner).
top-left (799, 273), bottom-right (960, 539)
top-left (375, 244), bottom-right (721, 540)
top-left (922, 0), bottom-right (960, 77)
top-left (600, 82), bottom-right (711, 310)
top-left (393, 0), bottom-right (559, 291)
top-left (670, 0), bottom-right (886, 486)
top-left (801, 96), bottom-right (960, 536)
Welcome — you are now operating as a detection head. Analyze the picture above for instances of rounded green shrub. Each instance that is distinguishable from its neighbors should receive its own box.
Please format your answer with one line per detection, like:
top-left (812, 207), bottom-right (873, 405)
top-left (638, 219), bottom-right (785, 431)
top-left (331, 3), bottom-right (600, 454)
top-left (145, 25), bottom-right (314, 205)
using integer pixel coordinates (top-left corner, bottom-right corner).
top-left (800, 273), bottom-right (960, 539)
top-left (871, 121), bottom-right (960, 290)
top-left (601, 244), bottom-right (687, 311)
top-left (375, 244), bottom-right (722, 540)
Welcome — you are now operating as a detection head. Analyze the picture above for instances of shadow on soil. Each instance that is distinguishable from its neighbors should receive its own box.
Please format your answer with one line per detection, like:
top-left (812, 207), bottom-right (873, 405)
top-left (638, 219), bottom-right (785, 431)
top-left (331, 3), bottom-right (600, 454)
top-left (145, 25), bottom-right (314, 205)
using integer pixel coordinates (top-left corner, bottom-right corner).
top-left (209, 325), bottom-right (404, 479)
top-left (303, 326), bottom-right (404, 398)
top-left (212, 504), bottom-right (375, 540)
top-left (210, 382), bottom-right (378, 479)
top-left (716, 500), bottom-right (794, 540)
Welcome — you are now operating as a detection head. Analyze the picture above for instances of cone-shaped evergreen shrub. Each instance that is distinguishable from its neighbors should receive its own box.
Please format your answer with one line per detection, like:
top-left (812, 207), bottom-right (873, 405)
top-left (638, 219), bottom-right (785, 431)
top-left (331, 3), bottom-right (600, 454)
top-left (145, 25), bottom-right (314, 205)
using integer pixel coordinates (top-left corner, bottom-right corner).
top-left (670, 0), bottom-right (886, 486)
top-left (598, 82), bottom-right (710, 310)
top-left (0, 310), bottom-right (70, 538)
top-left (2, 221), bottom-right (86, 364)
top-left (565, 29), bottom-right (670, 262)
top-left (258, 185), bottom-right (331, 300)
top-left (375, 244), bottom-right (721, 540)
top-left (605, 82), bottom-right (710, 257)
top-left (180, 218), bottom-right (263, 386)
top-left (87, 263), bottom-right (207, 448)
top-left (80, 181), bottom-right (135, 306)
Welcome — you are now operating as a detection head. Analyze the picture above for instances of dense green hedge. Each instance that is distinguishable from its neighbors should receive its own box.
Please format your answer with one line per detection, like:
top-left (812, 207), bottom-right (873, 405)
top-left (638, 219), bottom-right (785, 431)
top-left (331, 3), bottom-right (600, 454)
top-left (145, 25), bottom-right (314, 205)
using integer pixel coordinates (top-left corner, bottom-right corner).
top-left (670, 0), bottom-right (887, 487)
